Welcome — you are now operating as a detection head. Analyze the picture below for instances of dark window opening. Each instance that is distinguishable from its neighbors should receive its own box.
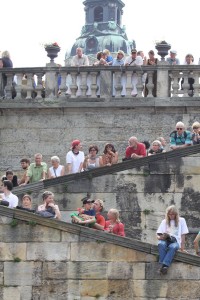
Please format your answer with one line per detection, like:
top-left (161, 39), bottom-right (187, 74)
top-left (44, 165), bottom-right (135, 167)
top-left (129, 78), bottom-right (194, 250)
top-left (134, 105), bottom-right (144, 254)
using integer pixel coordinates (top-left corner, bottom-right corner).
top-left (94, 6), bottom-right (103, 22)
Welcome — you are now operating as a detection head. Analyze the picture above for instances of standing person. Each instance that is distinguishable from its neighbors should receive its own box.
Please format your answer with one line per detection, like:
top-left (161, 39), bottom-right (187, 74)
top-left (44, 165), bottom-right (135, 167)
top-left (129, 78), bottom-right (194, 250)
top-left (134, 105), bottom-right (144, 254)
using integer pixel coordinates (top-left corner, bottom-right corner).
top-left (157, 137), bottom-right (167, 150)
top-left (2, 50), bottom-right (14, 98)
top-left (125, 136), bottom-right (146, 159)
top-left (101, 143), bottom-right (118, 166)
top-left (93, 199), bottom-right (106, 230)
top-left (170, 122), bottom-right (192, 150)
top-left (48, 156), bottom-right (65, 178)
top-left (18, 158), bottom-right (30, 185)
top-left (68, 47), bottom-right (90, 96)
top-left (1, 180), bottom-right (18, 208)
top-left (157, 205), bottom-right (188, 275)
top-left (66, 140), bottom-right (85, 174)
top-left (166, 50), bottom-right (180, 65)
top-left (148, 140), bottom-right (166, 156)
top-left (124, 49), bottom-right (143, 97)
top-left (83, 145), bottom-right (103, 171)
top-left (191, 121), bottom-right (200, 144)
top-left (2, 170), bottom-right (18, 187)
top-left (112, 50), bottom-right (126, 97)
top-left (0, 58), bottom-right (4, 98)
top-left (194, 231), bottom-right (200, 256)
top-left (181, 53), bottom-right (195, 95)
top-left (104, 208), bottom-right (125, 236)
top-left (24, 153), bottom-right (47, 184)
top-left (145, 50), bottom-right (158, 97)
top-left (103, 49), bottom-right (113, 65)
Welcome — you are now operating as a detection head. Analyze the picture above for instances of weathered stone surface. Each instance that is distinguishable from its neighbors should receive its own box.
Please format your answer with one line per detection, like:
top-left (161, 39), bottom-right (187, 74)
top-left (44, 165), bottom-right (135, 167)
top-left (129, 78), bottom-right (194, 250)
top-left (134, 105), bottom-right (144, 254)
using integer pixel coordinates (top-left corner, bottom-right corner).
top-left (67, 261), bottom-right (107, 279)
top-left (4, 262), bottom-right (42, 286)
top-left (61, 231), bottom-right (79, 242)
top-left (107, 262), bottom-right (145, 280)
top-left (32, 280), bottom-right (68, 300)
top-left (3, 287), bottom-right (20, 300)
top-left (71, 242), bottom-right (152, 262)
top-left (43, 262), bottom-right (68, 280)
top-left (0, 224), bottom-right (61, 242)
top-left (0, 242), bottom-right (26, 261)
top-left (27, 242), bottom-right (70, 261)
top-left (146, 262), bottom-right (200, 280)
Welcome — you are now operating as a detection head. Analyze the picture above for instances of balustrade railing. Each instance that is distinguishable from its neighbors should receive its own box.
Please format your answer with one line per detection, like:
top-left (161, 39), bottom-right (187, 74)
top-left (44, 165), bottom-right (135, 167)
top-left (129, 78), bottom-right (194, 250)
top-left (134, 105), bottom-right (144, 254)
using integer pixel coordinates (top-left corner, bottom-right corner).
top-left (0, 64), bottom-right (200, 100)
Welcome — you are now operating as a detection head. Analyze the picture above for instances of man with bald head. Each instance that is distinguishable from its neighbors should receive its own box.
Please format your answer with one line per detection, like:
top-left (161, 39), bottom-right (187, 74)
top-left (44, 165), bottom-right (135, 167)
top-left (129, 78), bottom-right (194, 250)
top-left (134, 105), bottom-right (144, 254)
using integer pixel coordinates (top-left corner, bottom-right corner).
top-left (170, 122), bottom-right (192, 150)
top-left (125, 136), bottom-right (147, 159)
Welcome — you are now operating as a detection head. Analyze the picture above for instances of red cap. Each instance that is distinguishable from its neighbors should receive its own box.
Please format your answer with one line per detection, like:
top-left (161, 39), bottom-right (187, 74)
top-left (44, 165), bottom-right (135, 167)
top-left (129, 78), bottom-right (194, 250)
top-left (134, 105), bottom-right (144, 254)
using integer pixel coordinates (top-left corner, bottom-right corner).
top-left (71, 139), bottom-right (81, 148)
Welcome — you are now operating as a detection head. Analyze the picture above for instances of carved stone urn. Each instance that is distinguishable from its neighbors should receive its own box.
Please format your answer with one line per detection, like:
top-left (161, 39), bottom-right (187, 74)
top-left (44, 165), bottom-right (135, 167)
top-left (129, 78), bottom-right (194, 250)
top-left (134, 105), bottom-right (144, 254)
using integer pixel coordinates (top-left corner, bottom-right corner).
top-left (45, 46), bottom-right (60, 63)
top-left (155, 41), bottom-right (171, 61)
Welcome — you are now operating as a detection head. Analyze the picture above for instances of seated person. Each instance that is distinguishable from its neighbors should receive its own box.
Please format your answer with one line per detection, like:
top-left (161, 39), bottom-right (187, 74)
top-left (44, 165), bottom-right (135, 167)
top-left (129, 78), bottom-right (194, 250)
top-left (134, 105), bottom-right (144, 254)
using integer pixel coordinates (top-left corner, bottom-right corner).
top-left (191, 121), bottom-right (200, 145)
top-left (125, 136), bottom-right (146, 159)
top-left (70, 196), bottom-right (96, 227)
top-left (148, 140), bottom-right (166, 156)
top-left (83, 145), bottom-right (103, 171)
top-left (101, 143), bottom-right (118, 166)
top-left (16, 194), bottom-right (35, 212)
top-left (170, 122), bottom-right (192, 150)
top-left (1, 170), bottom-right (18, 187)
top-left (37, 191), bottom-right (61, 220)
top-left (104, 208), bottom-right (125, 236)
top-left (194, 231), bottom-right (200, 256)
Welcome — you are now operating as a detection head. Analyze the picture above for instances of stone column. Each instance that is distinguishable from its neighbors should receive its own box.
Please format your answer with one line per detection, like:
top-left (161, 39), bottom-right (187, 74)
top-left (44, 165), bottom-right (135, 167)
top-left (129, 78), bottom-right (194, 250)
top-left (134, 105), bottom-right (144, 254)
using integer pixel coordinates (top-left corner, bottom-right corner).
top-left (156, 62), bottom-right (170, 97)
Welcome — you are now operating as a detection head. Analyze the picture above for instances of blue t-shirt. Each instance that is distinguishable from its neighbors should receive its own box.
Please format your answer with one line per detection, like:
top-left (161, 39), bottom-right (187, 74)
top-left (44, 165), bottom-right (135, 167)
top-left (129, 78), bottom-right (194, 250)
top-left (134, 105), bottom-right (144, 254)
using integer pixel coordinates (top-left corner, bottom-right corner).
top-left (83, 208), bottom-right (96, 216)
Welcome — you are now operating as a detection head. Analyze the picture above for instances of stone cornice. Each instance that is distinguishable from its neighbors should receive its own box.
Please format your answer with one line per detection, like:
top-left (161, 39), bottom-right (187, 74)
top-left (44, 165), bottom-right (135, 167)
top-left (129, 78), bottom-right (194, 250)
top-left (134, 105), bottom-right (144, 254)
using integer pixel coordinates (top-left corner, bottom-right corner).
top-left (13, 144), bottom-right (200, 195)
top-left (0, 206), bottom-right (199, 266)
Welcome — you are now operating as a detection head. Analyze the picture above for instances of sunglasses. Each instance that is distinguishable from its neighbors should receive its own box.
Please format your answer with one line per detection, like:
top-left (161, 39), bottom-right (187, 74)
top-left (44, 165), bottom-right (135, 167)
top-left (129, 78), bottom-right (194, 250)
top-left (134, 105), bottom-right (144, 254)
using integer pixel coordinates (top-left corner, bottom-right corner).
top-left (176, 128), bottom-right (183, 130)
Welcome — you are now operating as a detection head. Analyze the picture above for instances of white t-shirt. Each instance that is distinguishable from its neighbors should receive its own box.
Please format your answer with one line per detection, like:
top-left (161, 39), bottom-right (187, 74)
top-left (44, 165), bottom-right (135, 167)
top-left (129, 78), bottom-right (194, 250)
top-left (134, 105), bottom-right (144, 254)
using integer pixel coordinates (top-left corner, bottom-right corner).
top-left (2, 192), bottom-right (19, 208)
top-left (124, 55), bottom-right (143, 66)
top-left (157, 217), bottom-right (189, 247)
top-left (49, 165), bottom-right (64, 177)
top-left (66, 150), bottom-right (85, 173)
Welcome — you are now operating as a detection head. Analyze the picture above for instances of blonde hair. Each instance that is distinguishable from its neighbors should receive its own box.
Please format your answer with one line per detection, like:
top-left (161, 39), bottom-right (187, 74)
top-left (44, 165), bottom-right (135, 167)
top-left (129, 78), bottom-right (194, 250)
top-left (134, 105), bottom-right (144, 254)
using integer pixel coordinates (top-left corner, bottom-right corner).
top-left (94, 199), bottom-right (104, 211)
top-left (192, 121), bottom-right (200, 129)
top-left (51, 155), bottom-right (60, 163)
top-left (103, 49), bottom-right (110, 55)
top-left (109, 208), bottom-right (120, 223)
top-left (165, 205), bottom-right (179, 227)
top-left (152, 140), bottom-right (162, 147)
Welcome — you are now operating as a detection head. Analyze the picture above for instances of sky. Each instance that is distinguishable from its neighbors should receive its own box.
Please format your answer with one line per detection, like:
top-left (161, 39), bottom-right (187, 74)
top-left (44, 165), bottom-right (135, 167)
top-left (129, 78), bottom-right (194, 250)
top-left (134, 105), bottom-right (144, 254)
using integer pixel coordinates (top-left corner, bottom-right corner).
top-left (1, 0), bottom-right (200, 67)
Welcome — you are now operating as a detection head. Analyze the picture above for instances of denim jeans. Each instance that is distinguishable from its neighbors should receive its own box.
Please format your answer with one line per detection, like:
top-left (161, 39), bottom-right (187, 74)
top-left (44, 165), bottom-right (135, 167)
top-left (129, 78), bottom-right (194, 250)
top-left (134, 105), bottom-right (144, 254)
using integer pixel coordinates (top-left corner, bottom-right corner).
top-left (158, 240), bottom-right (179, 267)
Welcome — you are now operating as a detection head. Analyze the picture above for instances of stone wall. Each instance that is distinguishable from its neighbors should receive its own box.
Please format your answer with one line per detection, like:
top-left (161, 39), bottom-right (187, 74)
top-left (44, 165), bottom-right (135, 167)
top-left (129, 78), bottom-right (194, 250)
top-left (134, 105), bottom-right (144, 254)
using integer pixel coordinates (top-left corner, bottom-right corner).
top-left (0, 208), bottom-right (199, 300)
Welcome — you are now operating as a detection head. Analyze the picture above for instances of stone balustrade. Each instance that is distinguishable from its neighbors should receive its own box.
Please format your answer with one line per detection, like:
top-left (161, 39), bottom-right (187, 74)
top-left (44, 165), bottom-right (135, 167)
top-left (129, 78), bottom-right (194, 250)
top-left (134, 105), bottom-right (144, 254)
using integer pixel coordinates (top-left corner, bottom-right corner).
top-left (1, 63), bottom-right (200, 100)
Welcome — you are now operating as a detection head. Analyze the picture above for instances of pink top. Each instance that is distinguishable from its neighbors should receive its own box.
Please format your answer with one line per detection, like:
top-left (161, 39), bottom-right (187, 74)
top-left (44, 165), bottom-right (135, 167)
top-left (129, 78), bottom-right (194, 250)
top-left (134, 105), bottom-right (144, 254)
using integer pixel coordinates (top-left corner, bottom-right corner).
top-left (104, 220), bottom-right (125, 236)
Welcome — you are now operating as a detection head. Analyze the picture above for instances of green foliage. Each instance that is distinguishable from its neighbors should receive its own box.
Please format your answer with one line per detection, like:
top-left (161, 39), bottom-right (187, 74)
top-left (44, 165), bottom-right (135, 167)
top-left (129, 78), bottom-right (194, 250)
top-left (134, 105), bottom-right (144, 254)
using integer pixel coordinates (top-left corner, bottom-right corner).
top-left (9, 219), bottom-right (18, 227)
top-left (13, 257), bottom-right (21, 262)
top-left (63, 184), bottom-right (68, 193)
top-left (95, 294), bottom-right (101, 299)
top-left (143, 209), bottom-right (154, 215)
top-left (96, 240), bottom-right (105, 244)
top-left (28, 220), bottom-right (37, 226)
top-left (87, 173), bottom-right (93, 180)
top-left (143, 170), bottom-right (150, 177)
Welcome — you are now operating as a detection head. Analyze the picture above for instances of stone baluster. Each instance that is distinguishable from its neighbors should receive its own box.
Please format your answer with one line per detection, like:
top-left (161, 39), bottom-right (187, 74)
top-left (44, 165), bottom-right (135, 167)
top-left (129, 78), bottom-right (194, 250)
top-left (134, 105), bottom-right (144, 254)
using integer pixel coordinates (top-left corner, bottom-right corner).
top-left (4, 72), bottom-right (14, 99)
top-left (136, 71), bottom-right (143, 97)
top-left (114, 71), bottom-right (122, 97)
top-left (125, 70), bottom-right (133, 97)
top-left (45, 69), bottom-right (57, 99)
top-left (181, 71), bottom-right (189, 97)
top-left (58, 71), bottom-right (67, 97)
top-left (171, 71), bottom-right (180, 97)
top-left (80, 71), bottom-right (88, 97)
top-left (14, 73), bottom-right (23, 100)
top-left (156, 61), bottom-right (169, 97)
top-left (146, 71), bottom-right (154, 97)
top-left (26, 74), bottom-right (34, 100)
top-left (192, 71), bottom-right (199, 97)
top-left (90, 71), bottom-right (98, 98)
top-left (35, 73), bottom-right (44, 100)
top-left (69, 72), bottom-right (78, 98)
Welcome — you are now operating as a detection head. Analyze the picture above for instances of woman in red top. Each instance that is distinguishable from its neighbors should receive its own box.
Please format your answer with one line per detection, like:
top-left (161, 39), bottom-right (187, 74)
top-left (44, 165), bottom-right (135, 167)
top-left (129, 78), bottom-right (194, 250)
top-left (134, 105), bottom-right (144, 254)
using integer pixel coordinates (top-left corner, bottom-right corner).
top-left (105, 208), bottom-right (125, 236)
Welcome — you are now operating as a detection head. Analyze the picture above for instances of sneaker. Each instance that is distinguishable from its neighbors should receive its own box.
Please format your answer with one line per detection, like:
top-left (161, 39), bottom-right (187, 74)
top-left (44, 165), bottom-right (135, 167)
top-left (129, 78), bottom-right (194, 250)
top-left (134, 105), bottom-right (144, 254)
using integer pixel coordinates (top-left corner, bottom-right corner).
top-left (160, 266), bottom-right (168, 275)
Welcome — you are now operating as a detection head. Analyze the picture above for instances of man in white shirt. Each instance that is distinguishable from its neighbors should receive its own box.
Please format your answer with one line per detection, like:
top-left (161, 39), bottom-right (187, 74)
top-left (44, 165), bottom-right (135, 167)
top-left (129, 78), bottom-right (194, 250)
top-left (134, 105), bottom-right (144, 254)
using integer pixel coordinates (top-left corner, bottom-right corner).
top-left (2, 180), bottom-right (18, 208)
top-left (69, 48), bottom-right (90, 96)
top-left (124, 49), bottom-right (143, 96)
top-left (66, 140), bottom-right (85, 174)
